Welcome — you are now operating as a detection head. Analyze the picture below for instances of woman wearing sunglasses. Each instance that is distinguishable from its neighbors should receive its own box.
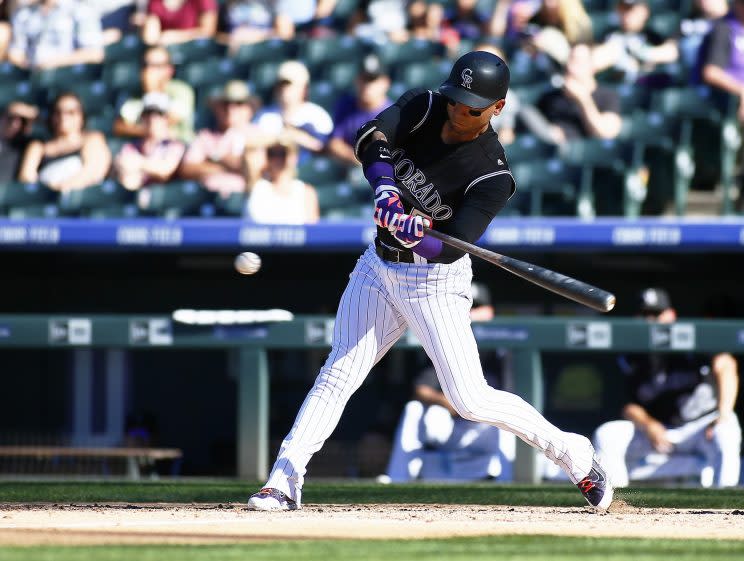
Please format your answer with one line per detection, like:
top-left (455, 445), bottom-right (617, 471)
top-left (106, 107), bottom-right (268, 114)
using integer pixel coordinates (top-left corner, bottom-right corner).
top-left (248, 50), bottom-right (614, 514)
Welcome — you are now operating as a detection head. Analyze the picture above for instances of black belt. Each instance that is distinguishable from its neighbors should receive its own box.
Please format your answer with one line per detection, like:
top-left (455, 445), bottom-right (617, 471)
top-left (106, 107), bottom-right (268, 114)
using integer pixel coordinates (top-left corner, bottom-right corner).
top-left (374, 237), bottom-right (416, 263)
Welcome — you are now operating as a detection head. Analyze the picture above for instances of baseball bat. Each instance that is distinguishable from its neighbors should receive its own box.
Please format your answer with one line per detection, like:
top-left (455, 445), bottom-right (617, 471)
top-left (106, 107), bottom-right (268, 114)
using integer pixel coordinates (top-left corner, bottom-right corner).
top-left (424, 228), bottom-right (616, 313)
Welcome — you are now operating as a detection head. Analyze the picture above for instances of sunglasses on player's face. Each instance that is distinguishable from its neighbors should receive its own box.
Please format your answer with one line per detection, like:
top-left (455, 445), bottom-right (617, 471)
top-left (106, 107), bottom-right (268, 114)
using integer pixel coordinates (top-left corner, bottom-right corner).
top-left (447, 98), bottom-right (484, 117)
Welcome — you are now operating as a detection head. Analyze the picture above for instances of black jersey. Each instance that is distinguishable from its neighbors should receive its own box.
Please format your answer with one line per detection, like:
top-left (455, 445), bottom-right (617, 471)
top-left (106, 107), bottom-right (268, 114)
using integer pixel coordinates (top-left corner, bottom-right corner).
top-left (619, 353), bottom-right (718, 427)
top-left (368, 88), bottom-right (516, 263)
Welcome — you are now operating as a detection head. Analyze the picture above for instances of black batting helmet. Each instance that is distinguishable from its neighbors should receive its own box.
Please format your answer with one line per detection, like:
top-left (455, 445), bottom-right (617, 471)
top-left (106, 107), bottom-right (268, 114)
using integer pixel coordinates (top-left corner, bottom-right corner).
top-left (439, 51), bottom-right (510, 109)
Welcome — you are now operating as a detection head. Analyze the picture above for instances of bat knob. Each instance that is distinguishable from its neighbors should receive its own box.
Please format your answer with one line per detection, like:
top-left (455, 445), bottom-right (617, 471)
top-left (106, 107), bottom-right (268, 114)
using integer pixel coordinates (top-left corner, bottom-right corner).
top-left (603, 294), bottom-right (617, 313)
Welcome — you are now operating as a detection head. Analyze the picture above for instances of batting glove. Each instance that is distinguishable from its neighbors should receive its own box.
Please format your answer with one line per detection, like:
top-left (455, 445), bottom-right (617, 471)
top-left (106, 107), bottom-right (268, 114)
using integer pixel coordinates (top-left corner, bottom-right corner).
top-left (392, 215), bottom-right (431, 248)
top-left (373, 185), bottom-right (404, 230)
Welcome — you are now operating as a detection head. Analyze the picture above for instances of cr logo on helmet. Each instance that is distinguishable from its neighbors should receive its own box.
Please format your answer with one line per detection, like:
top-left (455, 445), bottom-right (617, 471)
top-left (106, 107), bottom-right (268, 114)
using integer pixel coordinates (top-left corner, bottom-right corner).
top-left (460, 68), bottom-right (473, 89)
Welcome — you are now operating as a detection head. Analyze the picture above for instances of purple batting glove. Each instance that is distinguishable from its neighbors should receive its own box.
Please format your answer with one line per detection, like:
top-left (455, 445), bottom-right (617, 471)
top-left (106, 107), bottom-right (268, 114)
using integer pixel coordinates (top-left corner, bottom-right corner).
top-left (393, 215), bottom-right (431, 248)
top-left (373, 185), bottom-right (404, 230)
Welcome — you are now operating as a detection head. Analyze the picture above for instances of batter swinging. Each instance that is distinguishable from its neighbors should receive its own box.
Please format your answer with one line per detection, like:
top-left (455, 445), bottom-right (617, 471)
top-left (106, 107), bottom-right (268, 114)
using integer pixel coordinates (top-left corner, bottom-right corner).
top-left (248, 51), bottom-right (614, 511)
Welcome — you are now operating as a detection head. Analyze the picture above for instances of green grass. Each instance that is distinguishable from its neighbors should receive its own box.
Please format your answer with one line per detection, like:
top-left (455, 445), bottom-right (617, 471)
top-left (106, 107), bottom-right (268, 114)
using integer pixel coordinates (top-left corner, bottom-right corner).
top-left (1, 480), bottom-right (744, 509)
top-left (2, 536), bottom-right (744, 561)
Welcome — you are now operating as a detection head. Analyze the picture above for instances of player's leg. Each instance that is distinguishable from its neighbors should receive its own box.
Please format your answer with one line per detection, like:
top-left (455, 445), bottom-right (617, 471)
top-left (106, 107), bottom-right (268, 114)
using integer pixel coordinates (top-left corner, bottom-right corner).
top-left (388, 258), bottom-right (610, 506)
top-left (251, 248), bottom-right (407, 509)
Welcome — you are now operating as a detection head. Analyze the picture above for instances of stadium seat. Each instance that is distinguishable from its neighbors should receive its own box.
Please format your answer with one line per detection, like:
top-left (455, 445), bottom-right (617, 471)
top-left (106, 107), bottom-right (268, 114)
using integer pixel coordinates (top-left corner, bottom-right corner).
top-left (104, 34), bottom-right (145, 63)
top-left (396, 60), bottom-right (451, 90)
top-left (620, 110), bottom-right (694, 216)
top-left (5, 204), bottom-right (59, 219)
top-left (374, 39), bottom-right (445, 68)
top-left (86, 110), bottom-right (116, 135)
top-left (651, 86), bottom-right (740, 213)
top-left (511, 83), bottom-right (552, 105)
top-left (166, 38), bottom-right (223, 65)
top-left (249, 62), bottom-right (281, 103)
top-left (233, 39), bottom-right (297, 68)
top-left (102, 60), bottom-right (142, 97)
top-left (178, 58), bottom-right (239, 91)
top-left (214, 192), bottom-right (247, 217)
top-left (0, 81), bottom-right (37, 109)
top-left (323, 60), bottom-right (361, 91)
top-left (137, 180), bottom-right (216, 218)
top-left (316, 182), bottom-right (370, 218)
top-left (57, 180), bottom-right (135, 217)
top-left (330, 0), bottom-right (360, 31)
top-left (48, 81), bottom-right (112, 115)
top-left (561, 137), bottom-right (645, 217)
top-left (503, 134), bottom-right (557, 165)
top-left (0, 61), bottom-right (30, 83)
top-left (0, 181), bottom-right (58, 214)
top-left (297, 156), bottom-right (350, 186)
top-left (603, 82), bottom-right (652, 115)
top-left (509, 159), bottom-right (589, 217)
top-left (299, 35), bottom-right (367, 75)
top-left (308, 80), bottom-right (343, 113)
top-left (589, 11), bottom-right (619, 42)
top-left (30, 64), bottom-right (103, 92)
top-left (647, 12), bottom-right (682, 39)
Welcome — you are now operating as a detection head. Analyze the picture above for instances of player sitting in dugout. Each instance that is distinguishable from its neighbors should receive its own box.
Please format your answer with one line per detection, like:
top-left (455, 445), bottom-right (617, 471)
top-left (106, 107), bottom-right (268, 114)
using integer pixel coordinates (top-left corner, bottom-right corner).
top-left (593, 288), bottom-right (741, 487)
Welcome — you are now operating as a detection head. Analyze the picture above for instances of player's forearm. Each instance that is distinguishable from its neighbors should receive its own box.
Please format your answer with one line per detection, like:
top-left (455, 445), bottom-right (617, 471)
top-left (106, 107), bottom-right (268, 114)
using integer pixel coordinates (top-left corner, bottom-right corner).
top-left (622, 403), bottom-right (657, 429)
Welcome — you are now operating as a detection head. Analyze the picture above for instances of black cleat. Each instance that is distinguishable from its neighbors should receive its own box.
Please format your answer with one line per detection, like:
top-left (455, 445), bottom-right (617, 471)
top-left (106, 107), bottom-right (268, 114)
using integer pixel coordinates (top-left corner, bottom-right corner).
top-left (577, 457), bottom-right (613, 511)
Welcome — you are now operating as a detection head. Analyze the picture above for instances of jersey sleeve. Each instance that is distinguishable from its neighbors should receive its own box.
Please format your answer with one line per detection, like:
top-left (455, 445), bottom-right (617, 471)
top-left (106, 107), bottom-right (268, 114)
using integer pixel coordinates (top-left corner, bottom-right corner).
top-left (702, 20), bottom-right (732, 69)
top-left (435, 171), bottom-right (514, 261)
top-left (369, 88), bottom-right (434, 148)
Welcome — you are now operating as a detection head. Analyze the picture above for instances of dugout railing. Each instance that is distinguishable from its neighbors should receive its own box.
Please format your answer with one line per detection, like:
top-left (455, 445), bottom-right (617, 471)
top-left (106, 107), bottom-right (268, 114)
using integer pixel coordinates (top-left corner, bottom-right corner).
top-left (0, 314), bottom-right (740, 482)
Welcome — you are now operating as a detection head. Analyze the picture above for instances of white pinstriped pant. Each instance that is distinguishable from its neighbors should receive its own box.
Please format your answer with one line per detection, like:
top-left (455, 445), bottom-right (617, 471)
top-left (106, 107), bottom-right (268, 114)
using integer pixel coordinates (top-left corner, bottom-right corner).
top-left (265, 244), bottom-right (596, 504)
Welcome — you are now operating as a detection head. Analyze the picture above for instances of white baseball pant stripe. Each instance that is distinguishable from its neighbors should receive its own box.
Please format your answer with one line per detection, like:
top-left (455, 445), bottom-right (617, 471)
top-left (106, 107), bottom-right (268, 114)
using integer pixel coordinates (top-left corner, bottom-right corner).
top-left (265, 245), bottom-right (595, 504)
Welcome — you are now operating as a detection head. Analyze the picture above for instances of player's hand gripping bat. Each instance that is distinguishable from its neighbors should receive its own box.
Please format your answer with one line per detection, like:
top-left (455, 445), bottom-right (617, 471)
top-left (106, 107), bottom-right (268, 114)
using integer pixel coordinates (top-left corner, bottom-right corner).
top-left (424, 228), bottom-right (616, 313)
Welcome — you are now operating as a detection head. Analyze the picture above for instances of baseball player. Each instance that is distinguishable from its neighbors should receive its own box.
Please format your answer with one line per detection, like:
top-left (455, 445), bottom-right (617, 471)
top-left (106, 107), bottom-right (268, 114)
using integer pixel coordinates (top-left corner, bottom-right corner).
top-left (593, 288), bottom-right (741, 487)
top-left (248, 51), bottom-right (614, 511)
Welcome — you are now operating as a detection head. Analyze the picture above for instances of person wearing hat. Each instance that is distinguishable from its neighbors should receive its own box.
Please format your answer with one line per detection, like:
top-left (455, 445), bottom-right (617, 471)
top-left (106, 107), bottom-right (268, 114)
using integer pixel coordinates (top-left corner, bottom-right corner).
top-left (179, 80), bottom-right (270, 196)
top-left (326, 54), bottom-right (392, 166)
top-left (253, 59), bottom-right (333, 164)
top-left (379, 282), bottom-right (515, 483)
top-left (249, 50), bottom-right (614, 513)
top-left (591, 0), bottom-right (680, 85)
top-left (593, 288), bottom-right (741, 488)
top-left (114, 92), bottom-right (186, 192)
top-left (0, 100), bottom-right (38, 184)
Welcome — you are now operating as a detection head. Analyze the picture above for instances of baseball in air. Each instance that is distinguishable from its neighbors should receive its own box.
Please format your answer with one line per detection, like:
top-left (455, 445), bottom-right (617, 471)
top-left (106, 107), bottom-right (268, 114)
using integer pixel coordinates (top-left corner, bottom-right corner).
top-left (234, 252), bottom-right (262, 275)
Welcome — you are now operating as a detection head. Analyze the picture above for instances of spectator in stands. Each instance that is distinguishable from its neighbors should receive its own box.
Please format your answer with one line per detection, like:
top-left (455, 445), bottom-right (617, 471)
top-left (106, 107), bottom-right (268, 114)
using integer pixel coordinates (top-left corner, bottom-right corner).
top-left (593, 288), bottom-right (741, 488)
top-left (17, 92), bottom-right (110, 191)
top-left (407, 0), bottom-right (443, 42)
top-left (489, 0), bottom-right (541, 38)
top-left (0, 101), bottom-right (37, 183)
top-left (520, 0), bottom-right (593, 68)
top-left (142, 0), bottom-right (218, 46)
top-left (326, 54), bottom-right (391, 167)
top-left (253, 59), bottom-right (333, 164)
top-left (536, 43), bottom-right (623, 146)
top-left (440, 0), bottom-right (492, 49)
top-left (591, 0), bottom-right (680, 86)
top-left (244, 136), bottom-right (319, 224)
top-left (699, 0), bottom-right (744, 123)
top-left (280, 0), bottom-right (337, 37)
top-left (114, 92), bottom-right (186, 191)
top-left (114, 45), bottom-right (195, 142)
top-left (179, 80), bottom-right (269, 197)
top-left (216, 0), bottom-right (293, 52)
top-left (680, 0), bottom-right (728, 70)
top-left (348, 0), bottom-right (410, 44)
top-left (0, 1), bottom-right (13, 61)
top-left (380, 282), bottom-right (516, 483)
top-left (8, 0), bottom-right (104, 70)
top-left (80, 1), bottom-right (147, 45)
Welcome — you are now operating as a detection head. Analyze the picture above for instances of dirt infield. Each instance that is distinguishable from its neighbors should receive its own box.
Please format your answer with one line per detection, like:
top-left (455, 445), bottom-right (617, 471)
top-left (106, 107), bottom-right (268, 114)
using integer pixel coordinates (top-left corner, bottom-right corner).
top-left (0, 502), bottom-right (743, 545)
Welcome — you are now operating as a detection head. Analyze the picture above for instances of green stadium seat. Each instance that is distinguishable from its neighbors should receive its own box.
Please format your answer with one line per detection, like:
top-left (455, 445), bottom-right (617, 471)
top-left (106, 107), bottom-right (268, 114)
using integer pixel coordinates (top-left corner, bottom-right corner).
top-left (374, 39), bottom-right (445, 67)
top-left (86, 110), bottom-right (116, 135)
top-left (30, 64), bottom-right (103, 91)
top-left (177, 57), bottom-right (238, 90)
top-left (589, 11), bottom-right (619, 42)
top-left (299, 35), bottom-right (367, 74)
top-left (297, 156), bottom-right (350, 186)
top-left (48, 81), bottom-right (112, 115)
top-left (5, 203), bottom-right (59, 219)
top-left (0, 81), bottom-right (37, 109)
top-left (233, 39), bottom-right (297, 68)
top-left (603, 82), bottom-right (652, 115)
top-left (511, 83), bottom-right (552, 105)
top-left (509, 159), bottom-right (589, 217)
top-left (57, 180), bottom-right (135, 217)
top-left (0, 61), bottom-right (30, 83)
top-left (320, 60), bottom-right (360, 91)
top-left (647, 12), bottom-right (681, 39)
top-left (396, 60), bottom-right (450, 90)
top-left (620, 110), bottom-right (693, 215)
top-left (166, 38), bottom-right (223, 65)
top-left (215, 192), bottom-right (247, 217)
top-left (330, 0), bottom-right (360, 30)
top-left (561, 137), bottom-right (645, 217)
top-left (0, 181), bottom-right (58, 213)
top-left (137, 180), bottom-right (215, 218)
top-left (104, 34), bottom-right (145, 63)
top-left (102, 60), bottom-right (142, 97)
top-left (249, 62), bottom-right (281, 102)
top-left (651, 86), bottom-right (740, 213)
top-left (503, 134), bottom-right (557, 164)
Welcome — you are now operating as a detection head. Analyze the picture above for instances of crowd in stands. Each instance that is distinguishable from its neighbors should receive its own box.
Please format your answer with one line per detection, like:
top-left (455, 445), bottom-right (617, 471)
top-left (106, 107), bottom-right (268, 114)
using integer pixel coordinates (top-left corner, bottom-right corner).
top-left (0, 0), bottom-right (743, 221)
